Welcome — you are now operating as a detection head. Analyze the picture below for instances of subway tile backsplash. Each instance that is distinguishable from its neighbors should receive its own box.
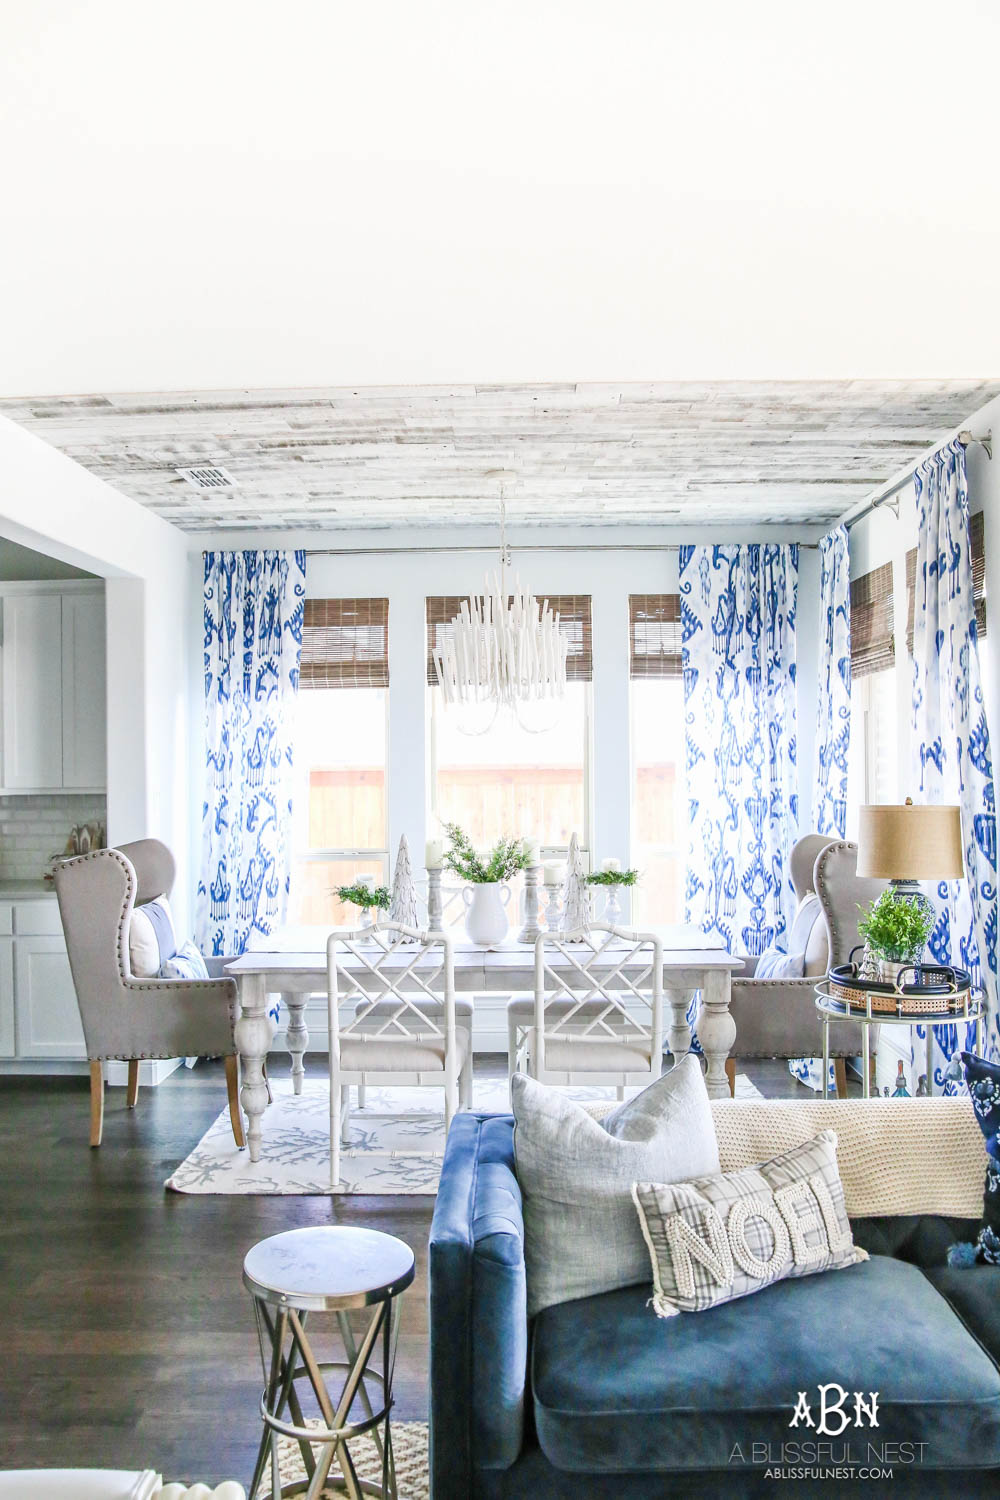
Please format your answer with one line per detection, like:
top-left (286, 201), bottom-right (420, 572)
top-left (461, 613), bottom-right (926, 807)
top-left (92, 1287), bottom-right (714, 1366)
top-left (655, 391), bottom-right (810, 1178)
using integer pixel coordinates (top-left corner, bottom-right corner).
top-left (0, 794), bottom-right (108, 881)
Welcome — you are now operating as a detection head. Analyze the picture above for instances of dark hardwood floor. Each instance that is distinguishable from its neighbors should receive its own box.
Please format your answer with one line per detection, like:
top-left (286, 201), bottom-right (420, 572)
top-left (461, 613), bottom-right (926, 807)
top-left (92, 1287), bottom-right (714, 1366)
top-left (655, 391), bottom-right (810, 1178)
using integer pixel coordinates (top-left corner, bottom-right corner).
top-left (0, 1055), bottom-right (841, 1485)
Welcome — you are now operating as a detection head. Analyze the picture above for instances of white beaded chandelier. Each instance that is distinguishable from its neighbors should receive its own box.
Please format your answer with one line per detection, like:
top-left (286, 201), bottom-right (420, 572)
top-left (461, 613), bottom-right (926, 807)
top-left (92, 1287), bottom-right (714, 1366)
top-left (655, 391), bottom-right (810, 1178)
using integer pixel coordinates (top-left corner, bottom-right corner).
top-left (432, 478), bottom-right (569, 719)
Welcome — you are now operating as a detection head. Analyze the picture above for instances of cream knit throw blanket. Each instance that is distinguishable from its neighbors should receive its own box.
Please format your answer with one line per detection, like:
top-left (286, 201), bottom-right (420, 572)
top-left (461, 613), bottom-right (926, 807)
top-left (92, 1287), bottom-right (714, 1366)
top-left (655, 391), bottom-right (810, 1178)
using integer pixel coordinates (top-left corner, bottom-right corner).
top-left (712, 1098), bottom-right (985, 1219)
top-left (586, 1096), bottom-right (986, 1219)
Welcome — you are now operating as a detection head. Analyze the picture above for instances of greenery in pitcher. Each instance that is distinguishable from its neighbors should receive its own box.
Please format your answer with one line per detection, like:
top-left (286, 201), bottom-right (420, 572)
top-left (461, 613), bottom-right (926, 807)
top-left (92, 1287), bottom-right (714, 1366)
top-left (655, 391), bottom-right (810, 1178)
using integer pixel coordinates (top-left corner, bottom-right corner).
top-left (586, 868), bottom-right (640, 887)
top-left (336, 882), bottom-right (391, 911)
top-left (857, 889), bottom-right (933, 961)
top-left (443, 823), bottom-right (530, 883)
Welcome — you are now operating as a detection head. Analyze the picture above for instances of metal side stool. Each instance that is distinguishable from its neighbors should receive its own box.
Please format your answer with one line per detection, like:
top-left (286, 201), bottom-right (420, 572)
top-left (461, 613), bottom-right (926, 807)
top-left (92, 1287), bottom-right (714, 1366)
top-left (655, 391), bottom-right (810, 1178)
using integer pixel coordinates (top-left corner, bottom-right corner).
top-left (243, 1226), bottom-right (415, 1500)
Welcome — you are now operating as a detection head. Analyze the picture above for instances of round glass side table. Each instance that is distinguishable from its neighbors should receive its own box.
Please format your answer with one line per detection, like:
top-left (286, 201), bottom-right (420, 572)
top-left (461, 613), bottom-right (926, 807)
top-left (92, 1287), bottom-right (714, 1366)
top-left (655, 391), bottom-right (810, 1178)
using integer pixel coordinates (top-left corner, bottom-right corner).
top-left (814, 981), bottom-right (983, 1100)
top-left (243, 1225), bottom-right (415, 1500)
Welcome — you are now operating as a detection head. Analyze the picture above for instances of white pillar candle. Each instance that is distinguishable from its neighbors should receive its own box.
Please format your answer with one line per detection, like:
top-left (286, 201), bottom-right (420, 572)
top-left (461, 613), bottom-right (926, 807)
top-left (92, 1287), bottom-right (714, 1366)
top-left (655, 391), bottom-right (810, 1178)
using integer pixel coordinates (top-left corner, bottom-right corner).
top-left (543, 861), bottom-right (565, 887)
top-left (425, 838), bottom-right (446, 869)
top-left (601, 858), bottom-right (621, 873)
top-left (357, 873), bottom-right (376, 891)
top-left (522, 837), bottom-right (541, 866)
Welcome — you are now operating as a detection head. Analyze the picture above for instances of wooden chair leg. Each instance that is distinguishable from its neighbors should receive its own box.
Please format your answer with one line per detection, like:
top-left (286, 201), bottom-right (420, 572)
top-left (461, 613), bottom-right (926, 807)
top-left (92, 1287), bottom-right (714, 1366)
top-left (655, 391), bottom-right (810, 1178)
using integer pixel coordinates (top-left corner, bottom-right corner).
top-left (724, 1057), bottom-right (737, 1097)
top-left (126, 1059), bottom-right (140, 1109)
top-left (834, 1057), bottom-right (848, 1100)
top-left (89, 1061), bottom-right (104, 1147)
top-left (225, 1055), bottom-right (246, 1150)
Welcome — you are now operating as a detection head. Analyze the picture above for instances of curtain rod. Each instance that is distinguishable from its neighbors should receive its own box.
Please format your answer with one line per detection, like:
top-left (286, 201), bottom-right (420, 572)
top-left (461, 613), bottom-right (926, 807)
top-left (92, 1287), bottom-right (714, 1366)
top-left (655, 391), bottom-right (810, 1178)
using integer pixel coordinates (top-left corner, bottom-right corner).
top-left (843, 429), bottom-right (993, 533)
top-left (304, 540), bottom-right (820, 557)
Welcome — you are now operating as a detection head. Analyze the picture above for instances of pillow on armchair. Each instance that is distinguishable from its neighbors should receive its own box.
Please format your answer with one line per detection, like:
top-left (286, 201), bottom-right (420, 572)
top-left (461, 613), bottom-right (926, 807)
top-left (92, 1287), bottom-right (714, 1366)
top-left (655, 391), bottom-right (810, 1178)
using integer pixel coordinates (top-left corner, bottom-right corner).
top-left (128, 894), bottom-right (178, 976)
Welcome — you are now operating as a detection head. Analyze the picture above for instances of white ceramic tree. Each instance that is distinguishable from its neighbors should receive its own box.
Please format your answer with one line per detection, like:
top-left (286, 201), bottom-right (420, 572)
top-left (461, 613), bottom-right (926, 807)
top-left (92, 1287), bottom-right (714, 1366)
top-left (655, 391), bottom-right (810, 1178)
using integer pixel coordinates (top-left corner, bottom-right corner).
top-left (561, 832), bottom-right (590, 937)
top-left (390, 834), bottom-right (420, 934)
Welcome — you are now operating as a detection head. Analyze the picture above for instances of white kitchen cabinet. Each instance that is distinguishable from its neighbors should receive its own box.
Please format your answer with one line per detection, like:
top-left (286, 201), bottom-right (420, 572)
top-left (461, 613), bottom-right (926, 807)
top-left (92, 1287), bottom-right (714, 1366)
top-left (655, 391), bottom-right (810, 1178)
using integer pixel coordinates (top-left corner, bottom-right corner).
top-left (61, 590), bottom-right (107, 788)
top-left (0, 583), bottom-right (106, 793)
top-left (14, 932), bottom-right (86, 1059)
top-left (1, 592), bottom-right (64, 789)
top-left (0, 935), bottom-right (14, 1058)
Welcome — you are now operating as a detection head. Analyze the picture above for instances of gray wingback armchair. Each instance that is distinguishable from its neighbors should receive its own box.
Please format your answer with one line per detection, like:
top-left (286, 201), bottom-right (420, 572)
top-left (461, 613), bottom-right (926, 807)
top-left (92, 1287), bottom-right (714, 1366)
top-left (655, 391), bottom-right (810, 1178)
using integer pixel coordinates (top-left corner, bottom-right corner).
top-left (727, 835), bottom-right (886, 1096)
top-left (54, 839), bottom-right (244, 1149)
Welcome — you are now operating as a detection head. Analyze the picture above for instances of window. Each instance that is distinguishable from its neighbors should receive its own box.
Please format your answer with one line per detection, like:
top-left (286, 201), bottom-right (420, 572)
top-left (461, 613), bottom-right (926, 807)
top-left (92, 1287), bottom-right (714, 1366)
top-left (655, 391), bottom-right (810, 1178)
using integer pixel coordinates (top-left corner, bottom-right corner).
top-left (628, 595), bottom-right (686, 924)
top-left (427, 595), bottom-right (592, 865)
top-left (288, 600), bottom-right (389, 924)
top-left (845, 566), bottom-right (897, 838)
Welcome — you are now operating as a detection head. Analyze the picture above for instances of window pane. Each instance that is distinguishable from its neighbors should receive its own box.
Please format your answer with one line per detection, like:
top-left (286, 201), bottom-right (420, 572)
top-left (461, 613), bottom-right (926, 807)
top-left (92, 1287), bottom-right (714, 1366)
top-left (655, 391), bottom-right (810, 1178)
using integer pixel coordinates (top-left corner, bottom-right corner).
top-left (433, 684), bottom-right (587, 849)
top-left (289, 857), bottom-right (386, 925)
top-left (288, 687), bottom-right (388, 924)
top-left (292, 688), bottom-right (387, 852)
top-left (845, 667), bottom-right (897, 841)
top-left (631, 679), bottom-right (685, 925)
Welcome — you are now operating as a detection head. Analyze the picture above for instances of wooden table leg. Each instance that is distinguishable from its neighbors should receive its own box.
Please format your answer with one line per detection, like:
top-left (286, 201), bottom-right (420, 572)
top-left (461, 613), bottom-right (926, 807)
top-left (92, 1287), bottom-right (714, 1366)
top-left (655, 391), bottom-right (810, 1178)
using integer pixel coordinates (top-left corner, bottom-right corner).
top-left (235, 972), bottom-right (272, 1163)
top-left (664, 987), bottom-right (696, 1068)
top-left (284, 991), bottom-right (309, 1095)
top-left (696, 969), bottom-right (737, 1100)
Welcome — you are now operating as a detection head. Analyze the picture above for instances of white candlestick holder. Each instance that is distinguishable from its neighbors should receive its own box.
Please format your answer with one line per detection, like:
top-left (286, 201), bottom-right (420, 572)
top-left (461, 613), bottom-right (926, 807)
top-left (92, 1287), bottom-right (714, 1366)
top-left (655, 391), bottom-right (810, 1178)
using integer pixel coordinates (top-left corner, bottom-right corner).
top-left (427, 866), bottom-right (444, 930)
top-left (517, 864), bottom-right (542, 944)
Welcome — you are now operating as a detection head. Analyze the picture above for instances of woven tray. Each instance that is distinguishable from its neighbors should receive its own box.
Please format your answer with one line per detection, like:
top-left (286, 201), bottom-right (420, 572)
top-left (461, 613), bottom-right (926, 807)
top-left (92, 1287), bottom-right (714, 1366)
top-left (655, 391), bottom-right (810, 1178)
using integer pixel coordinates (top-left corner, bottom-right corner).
top-left (827, 962), bottom-right (971, 1015)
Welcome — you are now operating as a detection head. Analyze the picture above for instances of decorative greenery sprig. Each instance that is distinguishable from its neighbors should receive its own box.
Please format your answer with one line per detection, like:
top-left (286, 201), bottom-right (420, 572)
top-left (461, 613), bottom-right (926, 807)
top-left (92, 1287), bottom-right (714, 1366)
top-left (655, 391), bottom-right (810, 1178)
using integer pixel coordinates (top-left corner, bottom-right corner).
top-left (586, 869), bottom-right (640, 887)
top-left (857, 889), bottom-right (933, 960)
top-left (442, 822), bottom-right (529, 884)
top-left (336, 882), bottom-right (391, 910)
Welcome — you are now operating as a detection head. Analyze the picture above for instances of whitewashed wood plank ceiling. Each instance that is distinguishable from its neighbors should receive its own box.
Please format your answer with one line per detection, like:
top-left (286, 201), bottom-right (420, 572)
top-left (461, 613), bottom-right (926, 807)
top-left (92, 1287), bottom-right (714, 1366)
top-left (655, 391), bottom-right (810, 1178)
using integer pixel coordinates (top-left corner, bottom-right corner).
top-left (2, 380), bottom-right (997, 532)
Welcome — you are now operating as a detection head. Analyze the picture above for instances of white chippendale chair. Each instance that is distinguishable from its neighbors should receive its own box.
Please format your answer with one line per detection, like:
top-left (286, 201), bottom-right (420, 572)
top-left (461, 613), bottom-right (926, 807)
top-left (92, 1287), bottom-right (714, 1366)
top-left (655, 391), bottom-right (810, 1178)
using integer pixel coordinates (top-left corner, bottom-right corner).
top-left (326, 924), bottom-right (467, 1186)
top-left (510, 925), bottom-right (664, 1093)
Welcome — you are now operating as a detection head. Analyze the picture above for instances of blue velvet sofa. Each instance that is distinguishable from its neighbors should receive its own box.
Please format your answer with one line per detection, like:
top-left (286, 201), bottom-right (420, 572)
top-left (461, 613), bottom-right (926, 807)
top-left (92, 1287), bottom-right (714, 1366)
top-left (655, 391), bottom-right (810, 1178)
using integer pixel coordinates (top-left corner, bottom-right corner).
top-left (429, 1113), bottom-right (1000, 1498)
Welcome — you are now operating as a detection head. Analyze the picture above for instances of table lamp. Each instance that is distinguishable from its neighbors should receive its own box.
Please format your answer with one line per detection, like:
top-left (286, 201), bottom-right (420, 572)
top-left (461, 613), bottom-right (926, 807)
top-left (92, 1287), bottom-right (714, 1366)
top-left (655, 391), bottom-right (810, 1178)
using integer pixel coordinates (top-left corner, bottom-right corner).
top-left (856, 798), bottom-right (965, 902)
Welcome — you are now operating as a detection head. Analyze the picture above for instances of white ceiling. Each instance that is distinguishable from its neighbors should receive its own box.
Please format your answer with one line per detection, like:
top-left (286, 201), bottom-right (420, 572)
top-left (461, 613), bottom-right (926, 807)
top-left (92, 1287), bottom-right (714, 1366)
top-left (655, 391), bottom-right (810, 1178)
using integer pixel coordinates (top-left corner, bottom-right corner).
top-left (3, 380), bottom-right (996, 530)
top-left (3, 1), bottom-right (1000, 396)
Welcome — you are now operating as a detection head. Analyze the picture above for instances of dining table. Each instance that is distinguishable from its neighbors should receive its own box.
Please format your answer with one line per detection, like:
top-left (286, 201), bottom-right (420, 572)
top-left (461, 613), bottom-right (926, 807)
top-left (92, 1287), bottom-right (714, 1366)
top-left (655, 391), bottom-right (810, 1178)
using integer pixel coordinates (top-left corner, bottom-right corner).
top-left (226, 923), bottom-right (744, 1162)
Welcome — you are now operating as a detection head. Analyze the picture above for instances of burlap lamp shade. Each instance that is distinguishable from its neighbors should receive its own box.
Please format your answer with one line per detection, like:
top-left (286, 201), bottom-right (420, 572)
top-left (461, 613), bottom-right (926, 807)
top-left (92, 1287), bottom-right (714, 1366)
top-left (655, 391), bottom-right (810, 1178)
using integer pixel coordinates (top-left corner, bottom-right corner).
top-left (856, 800), bottom-right (965, 881)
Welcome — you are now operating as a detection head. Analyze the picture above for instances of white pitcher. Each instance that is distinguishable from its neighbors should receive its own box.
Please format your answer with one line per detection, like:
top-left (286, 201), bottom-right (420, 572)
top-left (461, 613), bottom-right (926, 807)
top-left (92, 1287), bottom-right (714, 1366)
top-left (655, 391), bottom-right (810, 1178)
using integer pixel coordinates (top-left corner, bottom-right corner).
top-left (463, 882), bottom-right (512, 945)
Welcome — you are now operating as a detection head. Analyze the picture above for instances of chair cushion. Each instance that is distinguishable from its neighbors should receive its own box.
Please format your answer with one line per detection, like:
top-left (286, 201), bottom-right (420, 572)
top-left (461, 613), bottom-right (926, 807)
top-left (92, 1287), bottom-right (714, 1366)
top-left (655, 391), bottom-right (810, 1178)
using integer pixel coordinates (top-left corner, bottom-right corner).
top-left (531, 1255), bottom-right (1000, 1473)
top-left (339, 1026), bottom-right (470, 1072)
top-left (128, 894), bottom-right (177, 976)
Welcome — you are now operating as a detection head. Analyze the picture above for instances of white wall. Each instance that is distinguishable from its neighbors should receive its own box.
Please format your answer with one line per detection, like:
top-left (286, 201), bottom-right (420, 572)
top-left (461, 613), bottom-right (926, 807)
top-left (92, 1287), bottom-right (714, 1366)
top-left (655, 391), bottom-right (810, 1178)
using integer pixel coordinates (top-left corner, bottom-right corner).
top-left (0, 417), bottom-right (195, 927)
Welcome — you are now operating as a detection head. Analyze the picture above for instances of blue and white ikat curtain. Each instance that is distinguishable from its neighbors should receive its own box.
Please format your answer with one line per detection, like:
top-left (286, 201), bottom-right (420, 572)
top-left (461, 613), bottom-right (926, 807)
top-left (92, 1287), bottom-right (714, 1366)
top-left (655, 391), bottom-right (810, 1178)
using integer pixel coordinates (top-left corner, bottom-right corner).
top-left (197, 550), bottom-right (306, 957)
top-left (911, 441), bottom-right (998, 1075)
top-left (681, 544), bottom-right (799, 955)
top-left (812, 526), bottom-right (851, 838)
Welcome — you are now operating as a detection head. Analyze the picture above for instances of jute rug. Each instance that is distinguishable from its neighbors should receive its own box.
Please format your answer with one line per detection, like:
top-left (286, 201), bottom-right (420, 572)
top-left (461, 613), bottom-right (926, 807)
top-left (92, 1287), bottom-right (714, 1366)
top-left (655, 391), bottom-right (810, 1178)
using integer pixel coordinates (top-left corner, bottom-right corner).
top-left (167, 1074), bottom-right (760, 1196)
top-left (260, 1418), bottom-right (428, 1499)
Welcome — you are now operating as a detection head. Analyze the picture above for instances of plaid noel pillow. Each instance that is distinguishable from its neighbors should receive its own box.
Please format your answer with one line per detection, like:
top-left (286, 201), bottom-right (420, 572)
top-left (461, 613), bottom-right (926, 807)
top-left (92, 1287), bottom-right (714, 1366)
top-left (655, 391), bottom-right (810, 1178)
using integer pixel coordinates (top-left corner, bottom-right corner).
top-left (632, 1130), bottom-right (867, 1317)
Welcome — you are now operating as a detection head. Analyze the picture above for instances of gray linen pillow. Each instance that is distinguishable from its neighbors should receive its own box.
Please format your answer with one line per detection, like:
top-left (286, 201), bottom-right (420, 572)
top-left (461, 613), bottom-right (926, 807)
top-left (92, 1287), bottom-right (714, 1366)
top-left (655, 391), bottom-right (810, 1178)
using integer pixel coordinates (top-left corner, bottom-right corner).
top-left (512, 1055), bottom-right (720, 1316)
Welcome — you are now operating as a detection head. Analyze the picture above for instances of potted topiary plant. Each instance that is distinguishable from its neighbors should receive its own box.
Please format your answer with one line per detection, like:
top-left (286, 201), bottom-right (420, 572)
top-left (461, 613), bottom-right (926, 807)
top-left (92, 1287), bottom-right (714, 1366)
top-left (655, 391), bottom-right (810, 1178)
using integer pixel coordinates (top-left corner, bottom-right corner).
top-left (857, 889), bottom-right (934, 986)
top-left (335, 878), bottom-right (391, 930)
top-left (443, 822), bottom-right (529, 945)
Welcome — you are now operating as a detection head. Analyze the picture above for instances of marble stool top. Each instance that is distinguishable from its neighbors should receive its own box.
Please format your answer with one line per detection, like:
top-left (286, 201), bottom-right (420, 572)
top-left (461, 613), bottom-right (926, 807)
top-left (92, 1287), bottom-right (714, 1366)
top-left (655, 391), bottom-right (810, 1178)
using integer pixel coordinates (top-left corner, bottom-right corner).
top-left (243, 1225), bottom-right (415, 1312)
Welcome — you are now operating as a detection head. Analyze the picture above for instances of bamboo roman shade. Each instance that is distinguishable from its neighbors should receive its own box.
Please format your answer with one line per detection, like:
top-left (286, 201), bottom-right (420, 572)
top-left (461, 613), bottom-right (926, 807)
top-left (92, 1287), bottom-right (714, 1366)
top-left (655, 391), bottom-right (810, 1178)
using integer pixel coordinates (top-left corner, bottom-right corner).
top-left (425, 594), bottom-right (593, 685)
top-left (906, 510), bottom-right (986, 654)
top-left (629, 594), bottom-right (683, 678)
top-left (300, 598), bottom-right (389, 689)
top-left (850, 563), bottom-right (894, 678)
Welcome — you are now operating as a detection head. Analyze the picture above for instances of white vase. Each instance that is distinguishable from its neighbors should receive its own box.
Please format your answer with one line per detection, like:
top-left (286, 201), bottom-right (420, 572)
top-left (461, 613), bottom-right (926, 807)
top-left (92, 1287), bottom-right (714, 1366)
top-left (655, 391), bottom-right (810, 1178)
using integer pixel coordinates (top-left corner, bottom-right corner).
top-left (463, 882), bottom-right (512, 945)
